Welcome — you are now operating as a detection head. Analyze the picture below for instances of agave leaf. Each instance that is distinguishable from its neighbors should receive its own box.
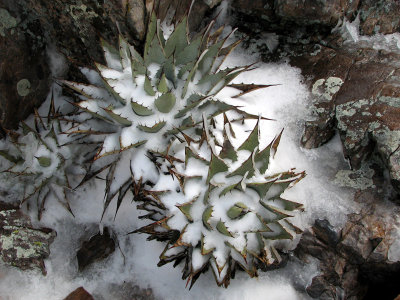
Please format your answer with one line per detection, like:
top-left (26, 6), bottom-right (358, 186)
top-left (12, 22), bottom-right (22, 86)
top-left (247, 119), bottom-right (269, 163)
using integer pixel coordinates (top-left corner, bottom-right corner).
top-left (219, 39), bottom-right (241, 58)
top-left (101, 159), bottom-right (118, 220)
top-left (0, 149), bottom-right (22, 164)
top-left (131, 101), bottom-right (154, 116)
top-left (156, 19), bottom-right (166, 47)
top-left (229, 83), bottom-right (279, 98)
top-left (272, 197), bottom-right (304, 212)
top-left (129, 44), bottom-right (145, 65)
top-left (144, 76), bottom-right (156, 96)
top-left (209, 66), bottom-right (251, 96)
top-left (254, 143), bottom-right (271, 174)
top-left (114, 178), bottom-right (132, 220)
top-left (216, 221), bottom-right (234, 237)
top-left (163, 58), bottom-right (177, 88)
top-left (272, 129), bottom-right (283, 158)
top-left (219, 135), bottom-right (237, 162)
top-left (177, 61), bottom-right (194, 79)
top-left (36, 156), bottom-right (52, 168)
top-left (206, 153), bottom-right (228, 184)
top-left (247, 181), bottom-right (275, 199)
top-left (252, 214), bottom-right (273, 233)
top-left (227, 152), bottom-right (255, 178)
top-left (20, 122), bottom-right (51, 150)
top-left (185, 147), bottom-right (209, 166)
top-left (263, 221), bottom-right (294, 240)
top-left (75, 161), bottom-right (115, 189)
top-left (238, 120), bottom-right (259, 152)
top-left (119, 35), bottom-right (131, 70)
top-left (219, 179), bottom-right (242, 197)
top-left (201, 234), bottom-right (215, 255)
top-left (71, 101), bottom-right (113, 123)
top-left (176, 34), bottom-right (202, 66)
top-left (155, 93), bottom-right (176, 113)
top-left (176, 197), bottom-right (197, 222)
top-left (144, 11), bottom-right (157, 60)
top-left (137, 121), bottom-right (166, 133)
top-left (227, 202), bottom-right (248, 219)
top-left (182, 50), bottom-right (207, 98)
top-left (174, 96), bottom-right (206, 119)
top-left (164, 16), bottom-right (188, 58)
top-left (208, 25), bottom-right (225, 44)
top-left (120, 140), bottom-right (147, 152)
top-left (103, 107), bottom-right (132, 126)
top-left (94, 62), bottom-right (127, 104)
top-left (145, 34), bottom-right (166, 66)
top-left (202, 206), bottom-right (213, 230)
top-left (259, 201), bottom-right (293, 220)
top-left (198, 39), bottom-right (224, 75)
top-left (157, 73), bottom-right (169, 93)
top-left (100, 37), bottom-right (121, 70)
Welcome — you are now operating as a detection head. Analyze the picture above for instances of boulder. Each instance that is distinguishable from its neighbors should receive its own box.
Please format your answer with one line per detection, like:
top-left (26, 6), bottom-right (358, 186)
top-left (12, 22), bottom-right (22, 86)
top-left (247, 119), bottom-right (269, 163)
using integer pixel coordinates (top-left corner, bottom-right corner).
top-left (0, 202), bottom-right (56, 274)
top-left (76, 227), bottom-right (115, 271)
top-left (64, 287), bottom-right (94, 300)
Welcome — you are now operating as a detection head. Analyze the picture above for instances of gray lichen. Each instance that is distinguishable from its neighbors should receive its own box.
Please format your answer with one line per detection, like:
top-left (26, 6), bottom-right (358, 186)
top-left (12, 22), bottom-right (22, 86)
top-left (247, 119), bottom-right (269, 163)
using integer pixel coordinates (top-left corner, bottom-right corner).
top-left (0, 8), bottom-right (17, 37)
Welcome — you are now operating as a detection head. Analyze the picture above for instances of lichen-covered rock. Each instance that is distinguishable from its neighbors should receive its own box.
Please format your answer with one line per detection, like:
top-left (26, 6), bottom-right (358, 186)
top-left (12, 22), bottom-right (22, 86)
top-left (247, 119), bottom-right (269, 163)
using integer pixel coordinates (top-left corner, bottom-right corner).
top-left (0, 5), bottom-right (51, 132)
top-left (358, 0), bottom-right (400, 35)
top-left (0, 204), bottom-right (56, 274)
top-left (274, 0), bottom-right (359, 27)
top-left (294, 44), bottom-right (400, 193)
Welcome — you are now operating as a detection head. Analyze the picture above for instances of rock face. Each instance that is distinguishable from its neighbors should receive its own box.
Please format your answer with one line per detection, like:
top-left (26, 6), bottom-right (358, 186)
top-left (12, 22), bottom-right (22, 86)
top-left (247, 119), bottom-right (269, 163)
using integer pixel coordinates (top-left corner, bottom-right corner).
top-left (231, 0), bottom-right (400, 35)
top-left (297, 194), bottom-right (400, 299)
top-left (0, 201), bottom-right (56, 274)
top-left (291, 45), bottom-right (400, 193)
top-left (0, 0), bottom-right (221, 133)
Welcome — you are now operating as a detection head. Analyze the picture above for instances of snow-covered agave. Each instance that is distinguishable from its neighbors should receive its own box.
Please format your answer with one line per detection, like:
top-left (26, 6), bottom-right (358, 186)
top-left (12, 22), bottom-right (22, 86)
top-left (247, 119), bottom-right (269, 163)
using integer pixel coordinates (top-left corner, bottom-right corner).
top-left (133, 114), bottom-right (305, 288)
top-left (0, 97), bottom-right (85, 219)
top-left (62, 12), bottom-right (266, 217)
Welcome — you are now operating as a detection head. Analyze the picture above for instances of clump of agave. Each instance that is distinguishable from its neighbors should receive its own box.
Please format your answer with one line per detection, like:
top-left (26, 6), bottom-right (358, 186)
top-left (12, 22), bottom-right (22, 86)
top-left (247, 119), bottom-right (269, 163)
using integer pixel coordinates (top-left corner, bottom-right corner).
top-left (62, 9), bottom-right (305, 287)
top-left (0, 97), bottom-right (87, 219)
top-left (62, 12), bottom-right (267, 217)
top-left (133, 115), bottom-right (305, 288)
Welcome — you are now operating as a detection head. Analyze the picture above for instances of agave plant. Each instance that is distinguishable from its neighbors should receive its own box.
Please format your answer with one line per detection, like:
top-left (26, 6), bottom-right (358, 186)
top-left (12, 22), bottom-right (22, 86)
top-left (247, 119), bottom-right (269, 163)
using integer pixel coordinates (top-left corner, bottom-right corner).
top-left (133, 114), bottom-right (305, 288)
top-left (0, 96), bottom-right (88, 219)
top-left (62, 11), bottom-right (270, 217)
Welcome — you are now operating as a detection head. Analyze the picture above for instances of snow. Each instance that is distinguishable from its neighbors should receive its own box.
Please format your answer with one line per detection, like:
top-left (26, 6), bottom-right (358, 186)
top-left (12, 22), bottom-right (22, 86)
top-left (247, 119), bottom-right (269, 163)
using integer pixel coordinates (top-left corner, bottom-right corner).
top-left (0, 13), bottom-right (365, 300)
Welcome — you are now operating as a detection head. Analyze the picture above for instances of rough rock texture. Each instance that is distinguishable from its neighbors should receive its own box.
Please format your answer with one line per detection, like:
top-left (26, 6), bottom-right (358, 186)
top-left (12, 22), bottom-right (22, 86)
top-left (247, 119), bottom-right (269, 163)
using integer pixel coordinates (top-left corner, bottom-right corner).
top-left (64, 287), bottom-right (94, 300)
top-left (231, 0), bottom-right (400, 35)
top-left (0, 5), bottom-right (51, 132)
top-left (93, 283), bottom-right (155, 300)
top-left (291, 44), bottom-right (400, 193)
top-left (297, 196), bottom-right (400, 299)
top-left (76, 227), bottom-right (115, 271)
top-left (0, 0), bottom-right (222, 133)
top-left (0, 201), bottom-right (56, 274)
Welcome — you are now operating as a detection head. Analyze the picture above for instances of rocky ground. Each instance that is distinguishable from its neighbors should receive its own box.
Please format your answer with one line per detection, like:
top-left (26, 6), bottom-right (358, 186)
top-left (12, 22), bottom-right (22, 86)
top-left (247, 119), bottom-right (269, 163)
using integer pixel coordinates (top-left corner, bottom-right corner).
top-left (1, 0), bottom-right (400, 299)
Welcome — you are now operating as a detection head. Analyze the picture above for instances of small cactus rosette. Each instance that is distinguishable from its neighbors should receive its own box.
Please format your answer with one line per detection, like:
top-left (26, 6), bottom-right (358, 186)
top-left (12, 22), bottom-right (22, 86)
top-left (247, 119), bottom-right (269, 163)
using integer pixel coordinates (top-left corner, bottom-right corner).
top-left (0, 97), bottom-right (88, 219)
top-left (133, 114), bottom-right (305, 288)
top-left (62, 12), bottom-right (267, 217)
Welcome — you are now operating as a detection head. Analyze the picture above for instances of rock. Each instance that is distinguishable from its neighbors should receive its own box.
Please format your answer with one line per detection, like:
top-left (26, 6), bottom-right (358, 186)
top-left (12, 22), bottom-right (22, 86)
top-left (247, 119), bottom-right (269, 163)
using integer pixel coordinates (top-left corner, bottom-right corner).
top-left (0, 5), bottom-right (51, 132)
top-left (77, 227), bottom-right (115, 271)
top-left (0, 202), bottom-right (56, 274)
top-left (293, 43), bottom-right (400, 193)
top-left (274, 0), bottom-right (359, 28)
top-left (64, 287), bottom-right (94, 300)
top-left (296, 188), bottom-right (400, 299)
top-left (358, 0), bottom-right (400, 35)
top-left (93, 282), bottom-right (155, 300)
